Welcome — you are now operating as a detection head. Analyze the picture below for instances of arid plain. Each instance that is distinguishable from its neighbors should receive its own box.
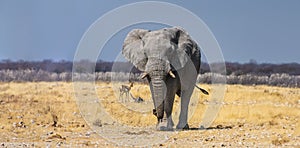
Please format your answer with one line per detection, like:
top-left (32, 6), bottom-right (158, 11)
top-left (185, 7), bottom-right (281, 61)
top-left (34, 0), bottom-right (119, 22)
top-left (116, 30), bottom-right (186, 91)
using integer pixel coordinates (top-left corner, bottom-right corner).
top-left (0, 82), bottom-right (299, 147)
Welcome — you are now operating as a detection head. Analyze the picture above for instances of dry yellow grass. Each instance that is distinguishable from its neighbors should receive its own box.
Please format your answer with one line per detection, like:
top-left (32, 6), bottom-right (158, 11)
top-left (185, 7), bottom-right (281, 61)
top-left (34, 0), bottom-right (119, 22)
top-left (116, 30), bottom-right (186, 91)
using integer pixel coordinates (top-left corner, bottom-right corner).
top-left (0, 82), bottom-right (299, 147)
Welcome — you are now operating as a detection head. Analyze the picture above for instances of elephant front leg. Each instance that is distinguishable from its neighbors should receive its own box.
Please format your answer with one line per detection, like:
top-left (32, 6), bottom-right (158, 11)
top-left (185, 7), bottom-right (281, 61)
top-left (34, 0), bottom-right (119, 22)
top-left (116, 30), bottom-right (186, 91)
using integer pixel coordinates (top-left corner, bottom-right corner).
top-left (153, 103), bottom-right (167, 131)
top-left (154, 88), bottom-right (176, 131)
top-left (153, 102), bottom-right (174, 131)
top-left (164, 93), bottom-right (175, 130)
top-left (176, 90), bottom-right (193, 130)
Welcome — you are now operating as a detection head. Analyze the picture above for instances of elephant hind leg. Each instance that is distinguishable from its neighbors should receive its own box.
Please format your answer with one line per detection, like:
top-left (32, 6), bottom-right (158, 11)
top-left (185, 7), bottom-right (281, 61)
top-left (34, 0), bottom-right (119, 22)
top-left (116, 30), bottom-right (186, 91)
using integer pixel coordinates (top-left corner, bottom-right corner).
top-left (176, 89), bottom-right (193, 130)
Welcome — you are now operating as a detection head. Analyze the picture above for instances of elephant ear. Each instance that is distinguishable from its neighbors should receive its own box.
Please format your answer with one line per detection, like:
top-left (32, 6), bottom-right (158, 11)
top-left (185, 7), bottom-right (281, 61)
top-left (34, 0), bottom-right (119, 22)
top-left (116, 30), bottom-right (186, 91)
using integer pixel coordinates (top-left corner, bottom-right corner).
top-left (167, 27), bottom-right (200, 71)
top-left (122, 29), bottom-right (149, 71)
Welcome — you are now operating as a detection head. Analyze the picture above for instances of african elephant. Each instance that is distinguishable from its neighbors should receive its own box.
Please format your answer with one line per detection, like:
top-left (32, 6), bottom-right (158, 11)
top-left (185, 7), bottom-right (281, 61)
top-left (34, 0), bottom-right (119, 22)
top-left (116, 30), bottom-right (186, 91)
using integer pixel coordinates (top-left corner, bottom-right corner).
top-left (122, 26), bottom-right (201, 130)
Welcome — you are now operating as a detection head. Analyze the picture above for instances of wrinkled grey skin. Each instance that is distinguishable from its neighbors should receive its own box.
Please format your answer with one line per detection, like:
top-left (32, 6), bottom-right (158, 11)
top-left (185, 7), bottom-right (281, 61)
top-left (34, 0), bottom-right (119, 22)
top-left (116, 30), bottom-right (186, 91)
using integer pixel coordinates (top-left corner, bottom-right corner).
top-left (122, 27), bottom-right (200, 130)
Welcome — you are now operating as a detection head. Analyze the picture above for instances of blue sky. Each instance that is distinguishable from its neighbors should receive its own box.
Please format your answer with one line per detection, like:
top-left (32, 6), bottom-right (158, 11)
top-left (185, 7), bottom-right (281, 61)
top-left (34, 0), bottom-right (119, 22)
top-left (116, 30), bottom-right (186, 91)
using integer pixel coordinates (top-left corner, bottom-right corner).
top-left (0, 0), bottom-right (299, 63)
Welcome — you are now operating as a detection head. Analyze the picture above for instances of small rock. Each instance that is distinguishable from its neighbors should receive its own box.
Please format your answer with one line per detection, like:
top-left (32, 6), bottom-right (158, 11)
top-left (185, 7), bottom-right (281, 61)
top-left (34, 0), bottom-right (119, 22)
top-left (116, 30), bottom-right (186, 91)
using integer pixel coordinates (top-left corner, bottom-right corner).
top-left (16, 116), bottom-right (23, 119)
top-left (47, 131), bottom-right (54, 135)
top-left (13, 122), bottom-right (26, 128)
top-left (85, 141), bottom-right (92, 146)
top-left (47, 133), bottom-right (66, 140)
top-left (86, 132), bottom-right (91, 136)
top-left (93, 119), bottom-right (102, 127)
top-left (56, 141), bottom-right (63, 147)
top-left (13, 122), bottom-right (17, 127)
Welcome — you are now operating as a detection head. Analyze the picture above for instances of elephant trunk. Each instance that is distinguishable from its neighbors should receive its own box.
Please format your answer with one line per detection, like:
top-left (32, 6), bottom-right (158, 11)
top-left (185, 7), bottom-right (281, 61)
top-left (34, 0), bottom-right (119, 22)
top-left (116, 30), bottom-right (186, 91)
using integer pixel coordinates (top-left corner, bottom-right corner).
top-left (150, 76), bottom-right (166, 121)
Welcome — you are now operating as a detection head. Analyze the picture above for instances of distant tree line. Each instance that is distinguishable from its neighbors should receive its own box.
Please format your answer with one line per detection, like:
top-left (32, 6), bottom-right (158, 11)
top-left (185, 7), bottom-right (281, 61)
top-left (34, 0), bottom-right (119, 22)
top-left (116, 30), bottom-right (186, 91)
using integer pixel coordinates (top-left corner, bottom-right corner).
top-left (197, 73), bottom-right (300, 87)
top-left (0, 59), bottom-right (140, 73)
top-left (1, 59), bottom-right (300, 76)
top-left (0, 59), bottom-right (299, 87)
top-left (0, 59), bottom-right (73, 73)
top-left (0, 69), bottom-right (299, 87)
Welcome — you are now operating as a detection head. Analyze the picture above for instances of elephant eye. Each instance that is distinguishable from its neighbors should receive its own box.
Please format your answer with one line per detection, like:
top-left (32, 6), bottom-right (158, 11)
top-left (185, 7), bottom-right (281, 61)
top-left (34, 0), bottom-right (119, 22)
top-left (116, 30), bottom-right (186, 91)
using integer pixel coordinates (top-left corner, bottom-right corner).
top-left (170, 38), bottom-right (178, 44)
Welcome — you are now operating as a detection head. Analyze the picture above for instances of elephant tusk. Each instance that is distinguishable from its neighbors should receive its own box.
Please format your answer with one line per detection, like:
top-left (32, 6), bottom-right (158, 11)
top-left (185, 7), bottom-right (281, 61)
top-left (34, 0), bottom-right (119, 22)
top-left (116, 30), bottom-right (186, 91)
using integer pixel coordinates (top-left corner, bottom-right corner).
top-left (140, 72), bottom-right (148, 79)
top-left (169, 71), bottom-right (176, 78)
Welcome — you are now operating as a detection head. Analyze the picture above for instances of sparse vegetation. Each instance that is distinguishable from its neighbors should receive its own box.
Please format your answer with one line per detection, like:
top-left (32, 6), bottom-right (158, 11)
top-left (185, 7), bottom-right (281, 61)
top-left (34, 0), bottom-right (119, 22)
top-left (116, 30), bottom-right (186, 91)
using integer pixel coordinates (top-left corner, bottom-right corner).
top-left (0, 69), bottom-right (299, 87)
top-left (0, 60), bottom-right (300, 87)
top-left (0, 60), bottom-right (299, 146)
top-left (0, 82), bottom-right (299, 146)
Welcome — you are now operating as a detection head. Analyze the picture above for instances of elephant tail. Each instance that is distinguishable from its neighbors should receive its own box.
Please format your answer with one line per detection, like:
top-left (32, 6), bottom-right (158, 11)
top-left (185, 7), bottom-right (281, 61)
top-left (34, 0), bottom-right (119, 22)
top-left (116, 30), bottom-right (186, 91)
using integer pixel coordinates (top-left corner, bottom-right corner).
top-left (194, 85), bottom-right (209, 95)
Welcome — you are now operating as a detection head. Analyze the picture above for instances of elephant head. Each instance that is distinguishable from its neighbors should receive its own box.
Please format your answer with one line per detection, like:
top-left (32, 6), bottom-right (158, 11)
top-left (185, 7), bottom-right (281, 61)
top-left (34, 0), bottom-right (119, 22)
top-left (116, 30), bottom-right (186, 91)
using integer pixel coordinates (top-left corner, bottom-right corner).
top-left (122, 26), bottom-right (200, 130)
top-left (122, 27), bottom-right (199, 73)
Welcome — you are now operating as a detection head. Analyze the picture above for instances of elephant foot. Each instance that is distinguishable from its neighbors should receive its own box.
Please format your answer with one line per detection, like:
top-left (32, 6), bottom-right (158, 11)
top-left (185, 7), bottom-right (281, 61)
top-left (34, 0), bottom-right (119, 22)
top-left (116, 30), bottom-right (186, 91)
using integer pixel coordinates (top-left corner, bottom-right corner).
top-left (176, 124), bottom-right (189, 130)
top-left (156, 119), bottom-right (174, 131)
top-left (157, 125), bottom-right (173, 131)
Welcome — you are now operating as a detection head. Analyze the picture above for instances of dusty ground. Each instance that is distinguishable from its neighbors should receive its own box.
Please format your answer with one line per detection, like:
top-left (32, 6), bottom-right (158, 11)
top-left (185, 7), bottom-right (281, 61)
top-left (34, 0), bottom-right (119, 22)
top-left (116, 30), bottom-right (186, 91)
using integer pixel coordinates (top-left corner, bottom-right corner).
top-left (0, 82), bottom-right (299, 147)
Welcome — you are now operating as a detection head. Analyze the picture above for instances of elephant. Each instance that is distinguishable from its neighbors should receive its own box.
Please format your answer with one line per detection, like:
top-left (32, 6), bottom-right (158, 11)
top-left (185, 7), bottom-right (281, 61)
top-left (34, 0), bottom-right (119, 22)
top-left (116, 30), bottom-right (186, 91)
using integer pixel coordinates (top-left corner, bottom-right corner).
top-left (122, 26), bottom-right (202, 130)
